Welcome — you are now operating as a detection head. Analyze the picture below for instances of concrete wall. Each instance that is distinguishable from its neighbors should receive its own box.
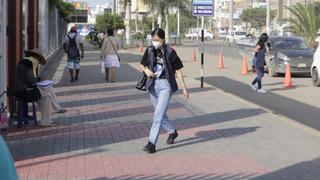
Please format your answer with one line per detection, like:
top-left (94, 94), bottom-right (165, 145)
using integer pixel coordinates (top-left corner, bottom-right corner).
top-left (0, 0), bottom-right (7, 104)
top-left (38, 0), bottom-right (67, 71)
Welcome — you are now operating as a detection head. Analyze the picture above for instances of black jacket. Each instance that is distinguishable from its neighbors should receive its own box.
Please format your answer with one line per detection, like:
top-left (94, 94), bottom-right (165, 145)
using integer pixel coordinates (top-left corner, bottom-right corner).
top-left (13, 59), bottom-right (38, 93)
top-left (145, 46), bottom-right (180, 93)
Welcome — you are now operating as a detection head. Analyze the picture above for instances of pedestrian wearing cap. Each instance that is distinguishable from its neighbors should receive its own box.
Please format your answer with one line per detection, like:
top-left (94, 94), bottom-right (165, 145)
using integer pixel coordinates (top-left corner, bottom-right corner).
top-left (14, 48), bottom-right (67, 127)
top-left (64, 26), bottom-right (84, 82)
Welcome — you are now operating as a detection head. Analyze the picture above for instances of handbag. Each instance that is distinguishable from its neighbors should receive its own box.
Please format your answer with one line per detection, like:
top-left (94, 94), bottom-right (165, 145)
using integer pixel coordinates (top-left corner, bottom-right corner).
top-left (100, 61), bottom-right (105, 74)
top-left (23, 87), bottom-right (41, 102)
top-left (136, 71), bottom-right (147, 91)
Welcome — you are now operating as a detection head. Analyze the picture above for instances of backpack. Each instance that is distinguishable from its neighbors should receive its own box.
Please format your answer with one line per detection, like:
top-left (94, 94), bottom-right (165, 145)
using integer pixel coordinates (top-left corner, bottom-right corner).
top-left (67, 34), bottom-right (80, 58)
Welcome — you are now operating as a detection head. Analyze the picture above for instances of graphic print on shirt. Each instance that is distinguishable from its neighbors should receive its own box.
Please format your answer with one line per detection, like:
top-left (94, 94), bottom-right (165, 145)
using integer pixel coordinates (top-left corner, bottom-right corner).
top-left (154, 50), bottom-right (165, 78)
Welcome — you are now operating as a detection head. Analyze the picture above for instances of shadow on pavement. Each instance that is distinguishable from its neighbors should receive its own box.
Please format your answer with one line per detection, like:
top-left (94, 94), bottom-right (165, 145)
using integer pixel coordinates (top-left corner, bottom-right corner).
top-left (157, 126), bottom-right (260, 152)
top-left (5, 108), bottom-right (266, 162)
top-left (55, 63), bottom-right (141, 86)
top-left (91, 172), bottom-right (258, 180)
top-left (252, 157), bottom-right (320, 180)
top-left (268, 84), bottom-right (306, 92)
top-left (203, 76), bottom-right (320, 131)
top-left (57, 86), bottom-right (215, 108)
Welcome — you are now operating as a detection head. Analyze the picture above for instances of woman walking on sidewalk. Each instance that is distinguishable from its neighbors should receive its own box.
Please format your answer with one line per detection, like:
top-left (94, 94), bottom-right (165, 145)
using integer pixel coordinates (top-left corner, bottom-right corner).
top-left (250, 33), bottom-right (270, 93)
top-left (140, 28), bottom-right (189, 153)
top-left (100, 29), bottom-right (120, 82)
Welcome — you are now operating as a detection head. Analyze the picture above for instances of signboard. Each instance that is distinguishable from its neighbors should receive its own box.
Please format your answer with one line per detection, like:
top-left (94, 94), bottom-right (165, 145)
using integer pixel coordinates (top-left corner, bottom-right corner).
top-left (192, 0), bottom-right (214, 16)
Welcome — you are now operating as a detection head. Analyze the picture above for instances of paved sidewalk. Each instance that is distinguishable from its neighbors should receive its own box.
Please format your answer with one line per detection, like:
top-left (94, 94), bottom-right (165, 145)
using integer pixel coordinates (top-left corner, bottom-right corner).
top-left (3, 41), bottom-right (320, 180)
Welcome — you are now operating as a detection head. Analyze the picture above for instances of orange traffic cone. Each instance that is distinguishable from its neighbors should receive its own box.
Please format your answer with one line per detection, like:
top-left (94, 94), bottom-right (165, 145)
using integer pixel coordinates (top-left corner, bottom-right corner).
top-left (241, 55), bottom-right (249, 75)
top-left (140, 44), bottom-right (144, 53)
top-left (192, 49), bottom-right (196, 62)
top-left (284, 63), bottom-right (293, 88)
top-left (218, 49), bottom-right (224, 69)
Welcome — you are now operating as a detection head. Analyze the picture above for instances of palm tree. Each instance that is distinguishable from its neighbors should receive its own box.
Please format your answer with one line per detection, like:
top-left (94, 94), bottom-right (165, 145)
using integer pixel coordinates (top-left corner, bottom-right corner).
top-left (119, 0), bottom-right (132, 45)
top-left (144, 0), bottom-right (188, 43)
top-left (286, 2), bottom-right (320, 47)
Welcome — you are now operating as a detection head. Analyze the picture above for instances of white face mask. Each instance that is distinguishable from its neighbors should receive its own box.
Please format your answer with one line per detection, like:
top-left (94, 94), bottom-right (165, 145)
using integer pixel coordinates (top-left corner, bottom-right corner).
top-left (152, 41), bottom-right (162, 49)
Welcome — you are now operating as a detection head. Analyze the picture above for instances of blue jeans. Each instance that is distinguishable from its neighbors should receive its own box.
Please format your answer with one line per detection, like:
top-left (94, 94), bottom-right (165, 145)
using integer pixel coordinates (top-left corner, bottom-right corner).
top-left (148, 79), bottom-right (176, 144)
top-left (252, 67), bottom-right (265, 89)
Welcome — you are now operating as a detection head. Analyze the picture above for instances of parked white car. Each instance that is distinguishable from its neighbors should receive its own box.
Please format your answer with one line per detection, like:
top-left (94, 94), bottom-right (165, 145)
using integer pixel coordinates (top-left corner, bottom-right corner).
top-left (197, 30), bottom-right (214, 40)
top-left (311, 38), bottom-right (320, 86)
top-left (185, 32), bottom-right (198, 39)
top-left (227, 31), bottom-right (247, 44)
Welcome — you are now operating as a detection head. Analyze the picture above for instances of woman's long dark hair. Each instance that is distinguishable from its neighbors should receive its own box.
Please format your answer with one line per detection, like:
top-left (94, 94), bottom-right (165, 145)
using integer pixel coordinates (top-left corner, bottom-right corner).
top-left (107, 29), bottom-right (114, 36)
top-left (257, 33), bottom-right (270, 49)
top-left (151, 28), bottom-right (165, 39)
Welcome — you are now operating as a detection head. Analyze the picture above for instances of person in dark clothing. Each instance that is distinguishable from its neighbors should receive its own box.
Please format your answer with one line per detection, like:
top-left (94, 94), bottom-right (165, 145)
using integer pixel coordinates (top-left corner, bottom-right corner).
top-left (250, 33), bottom-right (270, 93)
top-left (140, 28), bottom-right (189, 153)
top-left (14, 48), bottom-right (67, 126)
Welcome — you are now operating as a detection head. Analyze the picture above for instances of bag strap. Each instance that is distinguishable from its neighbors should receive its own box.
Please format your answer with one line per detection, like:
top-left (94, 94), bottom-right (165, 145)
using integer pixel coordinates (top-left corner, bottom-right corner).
top-left (67, 34), bottom-right (77, 41)
top-left (108, 37), bottom-right (119, 58)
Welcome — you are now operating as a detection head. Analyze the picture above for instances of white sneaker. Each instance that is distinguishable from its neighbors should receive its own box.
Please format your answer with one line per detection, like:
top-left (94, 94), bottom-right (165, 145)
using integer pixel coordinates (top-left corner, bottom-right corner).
top-left (250, 84), bottom-right (257, 91)
top-left (257, 89), bottom-right (267, 93)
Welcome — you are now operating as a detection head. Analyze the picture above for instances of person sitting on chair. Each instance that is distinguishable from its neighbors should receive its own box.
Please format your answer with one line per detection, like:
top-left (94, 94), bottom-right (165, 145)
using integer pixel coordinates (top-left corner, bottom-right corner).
top-left (13, 48), bottom-right (67, 127)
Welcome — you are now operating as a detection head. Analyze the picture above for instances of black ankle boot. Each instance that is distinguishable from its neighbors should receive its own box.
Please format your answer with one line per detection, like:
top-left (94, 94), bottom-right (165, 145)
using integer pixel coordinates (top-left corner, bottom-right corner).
top-left (143, 142), bottom-right (156, 153)
top-left (167, 130), bottom-right (178, 144)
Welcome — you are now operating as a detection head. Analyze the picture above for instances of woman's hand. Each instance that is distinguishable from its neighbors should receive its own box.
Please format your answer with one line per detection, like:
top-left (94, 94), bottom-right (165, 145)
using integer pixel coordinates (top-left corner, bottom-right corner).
top-left (144, 68), bottom-right (155, 78)
top-left (183, 88), bottom-right (189, 100)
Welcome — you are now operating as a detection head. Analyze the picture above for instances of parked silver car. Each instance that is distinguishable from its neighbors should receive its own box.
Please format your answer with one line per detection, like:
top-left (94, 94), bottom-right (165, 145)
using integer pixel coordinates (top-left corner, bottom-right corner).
top-left (240, 37), bottom-right (313, 77)
top-left (265, 37), bottom-right (313, 77)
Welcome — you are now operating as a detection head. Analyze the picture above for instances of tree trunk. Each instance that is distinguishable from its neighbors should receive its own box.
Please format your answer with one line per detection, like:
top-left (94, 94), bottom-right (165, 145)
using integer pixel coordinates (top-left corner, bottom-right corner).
top-left (125, 0), bottom-right (131, 45)
top-left (152, 15), bottom-right (155, 30)
top-left (135, 0), bottom-right (138, 32)
top-left (165, 8), bottom-right (169, 43)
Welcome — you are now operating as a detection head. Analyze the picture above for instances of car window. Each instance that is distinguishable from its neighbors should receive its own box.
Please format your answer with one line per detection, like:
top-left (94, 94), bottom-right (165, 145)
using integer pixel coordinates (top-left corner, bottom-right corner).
top-left (235, 32), bottom-right (246, 36)
top-left (273, 39), bottom-right (309, 50)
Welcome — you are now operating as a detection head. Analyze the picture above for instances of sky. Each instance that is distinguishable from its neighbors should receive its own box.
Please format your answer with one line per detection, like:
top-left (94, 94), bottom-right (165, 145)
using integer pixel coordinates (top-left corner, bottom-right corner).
top-left (83, 0), bottom-right (112, 8)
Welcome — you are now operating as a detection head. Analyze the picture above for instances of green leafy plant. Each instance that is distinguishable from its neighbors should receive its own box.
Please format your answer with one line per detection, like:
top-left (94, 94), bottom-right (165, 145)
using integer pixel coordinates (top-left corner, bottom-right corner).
top-left (95, 13), bottom-right (125, 32)
top-left (49, 0), bottom-right (74, 22)
top-left (241, 7), bottom-right (276, 31)
top-left (286, 2), bottom-right (320, 47)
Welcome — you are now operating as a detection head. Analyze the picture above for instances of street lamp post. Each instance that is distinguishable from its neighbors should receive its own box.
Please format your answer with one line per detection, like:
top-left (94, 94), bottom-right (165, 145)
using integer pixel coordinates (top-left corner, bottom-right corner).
top-left (177, 7), bottom-right (180, 44)
top-left (173, 6), bottom-right (180, 44)
top-left (278, 0), bottom-right (283, 36)
top-left (266, 0), bottom-right (270, 34)
top-left (229, 0), bottom-right (234, 35)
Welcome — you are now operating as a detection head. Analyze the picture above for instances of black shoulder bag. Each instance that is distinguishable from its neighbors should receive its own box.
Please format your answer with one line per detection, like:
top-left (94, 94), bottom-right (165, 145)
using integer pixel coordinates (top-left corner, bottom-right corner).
top-left (136, 47), bottom-right (151, 91)
top-left (136, 71), bottom-right (147, 91)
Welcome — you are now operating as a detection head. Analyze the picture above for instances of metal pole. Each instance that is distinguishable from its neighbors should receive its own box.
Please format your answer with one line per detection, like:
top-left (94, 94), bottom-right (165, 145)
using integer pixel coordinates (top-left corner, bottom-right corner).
top-left (266, 0), bottom-right (270, 34)
top-left (177, 7), bottom-right (180, 44)
top-left (278, 0), bottom-right (283, 36)
top-left (229, 0), bottom-right (233, 34)
top-left (201, 16), bottom-right (204, 88)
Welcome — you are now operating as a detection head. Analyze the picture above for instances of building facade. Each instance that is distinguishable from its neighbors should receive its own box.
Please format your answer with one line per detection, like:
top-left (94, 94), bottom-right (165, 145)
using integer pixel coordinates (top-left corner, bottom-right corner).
top-left (1, 0), bottom-right (67, 114)
top-left (0, 0), bottom-right (7, 105)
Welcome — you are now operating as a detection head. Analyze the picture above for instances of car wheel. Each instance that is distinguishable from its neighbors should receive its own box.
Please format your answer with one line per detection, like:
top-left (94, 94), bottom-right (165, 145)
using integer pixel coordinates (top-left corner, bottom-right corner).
top-left (312, 68), bottom-right (320, 87)
top-left (268, 60), bottom-right (278, 77)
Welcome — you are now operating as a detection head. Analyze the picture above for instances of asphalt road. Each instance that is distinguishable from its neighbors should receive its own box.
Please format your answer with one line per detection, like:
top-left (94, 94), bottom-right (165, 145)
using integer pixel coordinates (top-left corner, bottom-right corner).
top-left (203, 76), bottom-right (320, 131)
